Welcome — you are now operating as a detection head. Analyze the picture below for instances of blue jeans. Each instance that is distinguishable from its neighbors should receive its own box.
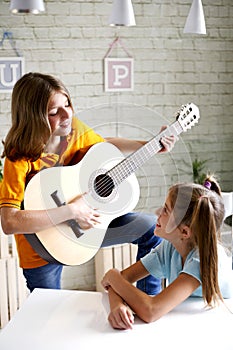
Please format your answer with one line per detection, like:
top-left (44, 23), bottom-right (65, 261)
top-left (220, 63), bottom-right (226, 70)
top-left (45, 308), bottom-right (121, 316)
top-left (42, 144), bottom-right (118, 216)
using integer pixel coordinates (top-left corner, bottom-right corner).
top-left (23, 263), bottom-right (63, 293)
top-left (103, 212), bottom-right (162, 295)
top-left (23, 212), bottom-right (162, 294)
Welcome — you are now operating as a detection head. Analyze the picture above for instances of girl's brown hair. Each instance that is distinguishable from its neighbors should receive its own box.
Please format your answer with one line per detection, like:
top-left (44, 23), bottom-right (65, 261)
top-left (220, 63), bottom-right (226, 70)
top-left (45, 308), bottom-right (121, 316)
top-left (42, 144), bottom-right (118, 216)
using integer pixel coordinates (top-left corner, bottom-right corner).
top-left (168, 175), bottom-right (225, 306)
top-left (2, 72), bottom-right (73, 161)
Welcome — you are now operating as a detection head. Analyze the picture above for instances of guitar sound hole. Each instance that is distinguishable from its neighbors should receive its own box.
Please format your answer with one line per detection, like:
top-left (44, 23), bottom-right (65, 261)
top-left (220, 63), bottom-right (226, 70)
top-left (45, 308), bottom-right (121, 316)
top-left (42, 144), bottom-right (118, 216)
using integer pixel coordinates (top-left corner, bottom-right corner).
top-left (94, 174), bottom-right (115, 198)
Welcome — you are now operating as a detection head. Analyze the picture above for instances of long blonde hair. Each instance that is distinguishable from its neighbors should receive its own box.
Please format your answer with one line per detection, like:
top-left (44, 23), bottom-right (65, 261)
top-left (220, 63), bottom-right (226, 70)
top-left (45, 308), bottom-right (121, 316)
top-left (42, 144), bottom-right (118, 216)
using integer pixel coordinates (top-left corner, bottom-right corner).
top-left (2, 72), bottom-right (74, 161)
top-left (168, 175), bottom-right (225, 306)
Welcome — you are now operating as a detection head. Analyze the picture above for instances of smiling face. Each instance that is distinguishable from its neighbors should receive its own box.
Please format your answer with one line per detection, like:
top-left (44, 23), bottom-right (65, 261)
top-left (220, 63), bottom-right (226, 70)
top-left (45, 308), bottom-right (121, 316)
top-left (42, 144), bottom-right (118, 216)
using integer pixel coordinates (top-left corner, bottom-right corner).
top-left (154, 195), bottom-right (182, 241)
top-left (47, 92), bottom-right (73, 137)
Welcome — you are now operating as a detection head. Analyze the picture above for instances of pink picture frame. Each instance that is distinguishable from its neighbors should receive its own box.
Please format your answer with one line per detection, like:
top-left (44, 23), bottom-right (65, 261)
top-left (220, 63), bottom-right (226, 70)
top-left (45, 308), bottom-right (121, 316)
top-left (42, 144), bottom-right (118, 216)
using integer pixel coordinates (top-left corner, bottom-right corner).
top-left (104, 57), bottom-right (134, 92)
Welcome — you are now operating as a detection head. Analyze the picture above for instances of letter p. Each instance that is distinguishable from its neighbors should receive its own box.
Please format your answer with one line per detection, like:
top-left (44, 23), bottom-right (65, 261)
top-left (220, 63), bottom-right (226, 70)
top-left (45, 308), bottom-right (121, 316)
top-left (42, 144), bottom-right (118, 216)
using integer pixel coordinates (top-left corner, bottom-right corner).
top-left (112, 64), bottom-right (129, 87)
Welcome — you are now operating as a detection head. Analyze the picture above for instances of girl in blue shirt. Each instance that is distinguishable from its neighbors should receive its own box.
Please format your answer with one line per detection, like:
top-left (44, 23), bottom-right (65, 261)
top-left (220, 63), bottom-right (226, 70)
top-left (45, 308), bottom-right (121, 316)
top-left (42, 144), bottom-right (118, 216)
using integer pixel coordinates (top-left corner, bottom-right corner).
top-left (101, 175), bottom-right (233, 329)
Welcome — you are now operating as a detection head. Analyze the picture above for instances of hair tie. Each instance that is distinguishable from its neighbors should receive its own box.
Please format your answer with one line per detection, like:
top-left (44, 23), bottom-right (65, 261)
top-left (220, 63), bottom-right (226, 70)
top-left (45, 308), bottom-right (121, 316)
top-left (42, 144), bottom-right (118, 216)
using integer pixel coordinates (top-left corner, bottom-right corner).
top-left (204, 180), bottom-right (211, 189)
top-left (199, 195), bottom-right (208, 199)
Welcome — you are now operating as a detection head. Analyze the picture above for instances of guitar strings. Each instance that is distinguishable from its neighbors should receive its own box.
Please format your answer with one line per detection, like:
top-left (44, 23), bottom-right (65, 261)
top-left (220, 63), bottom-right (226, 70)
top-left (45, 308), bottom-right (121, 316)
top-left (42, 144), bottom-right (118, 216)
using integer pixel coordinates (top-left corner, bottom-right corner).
top-left (92, 121), bottom-right (183, 198)
top-left (92, 136), bottom-right (163, 198)
top-left (92, 107), bottom-right (197, 198)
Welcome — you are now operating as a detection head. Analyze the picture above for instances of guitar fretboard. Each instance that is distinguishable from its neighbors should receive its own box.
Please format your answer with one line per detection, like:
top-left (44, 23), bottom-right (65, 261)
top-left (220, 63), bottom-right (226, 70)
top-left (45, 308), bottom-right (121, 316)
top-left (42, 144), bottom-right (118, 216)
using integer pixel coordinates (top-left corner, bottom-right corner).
top-left (106, 120), bottom-right (183, 186)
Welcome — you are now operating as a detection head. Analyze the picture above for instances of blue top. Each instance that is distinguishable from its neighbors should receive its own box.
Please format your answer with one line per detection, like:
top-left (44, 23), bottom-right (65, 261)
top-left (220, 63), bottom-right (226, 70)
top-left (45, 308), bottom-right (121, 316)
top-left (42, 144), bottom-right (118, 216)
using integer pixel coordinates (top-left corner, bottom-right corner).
top-left (141, 240), bottom-right (233, 298)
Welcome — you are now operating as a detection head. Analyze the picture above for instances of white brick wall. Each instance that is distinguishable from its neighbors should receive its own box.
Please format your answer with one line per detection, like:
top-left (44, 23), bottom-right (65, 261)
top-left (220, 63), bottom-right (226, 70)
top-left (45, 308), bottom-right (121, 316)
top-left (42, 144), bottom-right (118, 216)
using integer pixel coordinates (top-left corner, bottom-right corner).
top-left (0, 0), bottom-right (232, 291)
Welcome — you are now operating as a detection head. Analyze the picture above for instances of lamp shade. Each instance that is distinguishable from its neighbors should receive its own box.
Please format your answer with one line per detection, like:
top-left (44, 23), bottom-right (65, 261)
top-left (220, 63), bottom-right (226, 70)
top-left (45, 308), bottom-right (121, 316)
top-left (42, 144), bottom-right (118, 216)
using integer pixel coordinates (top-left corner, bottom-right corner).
top-left (183, 0), bottom-right (206, 35)
top-left (108, 0), bottom-right (136, 27)
top-left (10, 0), bottom-right (45, 14)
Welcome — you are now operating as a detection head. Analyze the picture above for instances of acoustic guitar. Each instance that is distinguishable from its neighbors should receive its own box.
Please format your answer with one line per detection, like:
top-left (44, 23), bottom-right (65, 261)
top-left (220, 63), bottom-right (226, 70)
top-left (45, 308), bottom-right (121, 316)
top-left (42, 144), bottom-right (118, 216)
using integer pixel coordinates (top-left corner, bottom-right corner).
top-left (24, 103), bottom-right (200, 265)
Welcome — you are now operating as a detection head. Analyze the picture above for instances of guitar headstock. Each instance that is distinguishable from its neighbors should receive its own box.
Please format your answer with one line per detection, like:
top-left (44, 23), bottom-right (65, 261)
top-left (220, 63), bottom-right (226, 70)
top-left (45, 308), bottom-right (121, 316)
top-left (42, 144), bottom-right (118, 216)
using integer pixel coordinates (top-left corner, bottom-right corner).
top-left (175, 103), bottom-right (200, 131)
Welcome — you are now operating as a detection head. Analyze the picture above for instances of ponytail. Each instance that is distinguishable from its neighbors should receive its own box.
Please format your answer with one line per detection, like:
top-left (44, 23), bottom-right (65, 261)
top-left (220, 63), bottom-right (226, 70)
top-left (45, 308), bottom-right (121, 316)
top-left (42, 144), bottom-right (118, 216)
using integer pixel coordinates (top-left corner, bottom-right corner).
top-left (198, 174), bottom-right (224, 305)
top-left (190, 195), bottom-right (222, 305)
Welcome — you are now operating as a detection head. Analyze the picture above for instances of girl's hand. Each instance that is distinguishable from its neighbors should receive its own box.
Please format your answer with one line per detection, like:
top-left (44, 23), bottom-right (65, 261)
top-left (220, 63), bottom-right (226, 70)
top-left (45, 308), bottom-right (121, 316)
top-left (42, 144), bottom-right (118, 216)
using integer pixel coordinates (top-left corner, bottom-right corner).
top-left (108, 304), bottom-right (134, 330)
top-left (68, 193), bottom-right (101, 229)
top-left (101, 268), bottom-right (121, 290)
top-left (158, 126), bottom-right (178, 153)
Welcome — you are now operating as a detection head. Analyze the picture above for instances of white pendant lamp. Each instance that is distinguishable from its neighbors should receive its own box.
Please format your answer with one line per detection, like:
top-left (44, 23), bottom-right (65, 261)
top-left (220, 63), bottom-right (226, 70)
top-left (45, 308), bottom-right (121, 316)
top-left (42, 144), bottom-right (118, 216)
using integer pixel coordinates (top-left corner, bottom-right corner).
top-left (10, 0), bottom-right (45, 14)
top-left (183, 0), bottom-right (206, 35)
top-left (109, 0), bottom-right (136, 27)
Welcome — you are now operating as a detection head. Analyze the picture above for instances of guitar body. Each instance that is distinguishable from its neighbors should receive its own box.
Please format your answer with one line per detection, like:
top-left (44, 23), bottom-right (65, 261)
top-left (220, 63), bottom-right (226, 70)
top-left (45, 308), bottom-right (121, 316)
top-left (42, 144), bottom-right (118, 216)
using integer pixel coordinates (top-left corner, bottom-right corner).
top-left (24, 142), bottom-right (140, 265)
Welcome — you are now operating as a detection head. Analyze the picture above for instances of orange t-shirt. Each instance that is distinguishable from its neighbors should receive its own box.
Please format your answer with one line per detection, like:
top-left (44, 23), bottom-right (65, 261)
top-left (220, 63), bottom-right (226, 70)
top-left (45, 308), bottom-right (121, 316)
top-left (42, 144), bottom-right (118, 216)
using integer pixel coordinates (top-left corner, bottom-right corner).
top-left (0, 117), bottom-right (105, 268)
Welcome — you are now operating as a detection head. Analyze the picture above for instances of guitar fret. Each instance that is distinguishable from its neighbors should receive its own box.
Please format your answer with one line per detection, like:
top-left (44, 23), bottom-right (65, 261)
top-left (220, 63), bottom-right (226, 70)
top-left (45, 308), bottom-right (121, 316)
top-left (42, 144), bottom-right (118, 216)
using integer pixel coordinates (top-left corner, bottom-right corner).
top-left (108, 121), bottom-right (181, 185)
top-left (107, 111), bottom-right (197, 186)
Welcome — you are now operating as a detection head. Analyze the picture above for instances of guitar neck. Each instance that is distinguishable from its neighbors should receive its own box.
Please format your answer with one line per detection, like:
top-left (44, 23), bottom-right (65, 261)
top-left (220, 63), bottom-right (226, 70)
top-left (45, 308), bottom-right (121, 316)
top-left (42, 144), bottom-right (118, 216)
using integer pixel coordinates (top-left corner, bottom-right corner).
top-left (107, 120), bottom-right (183, 186)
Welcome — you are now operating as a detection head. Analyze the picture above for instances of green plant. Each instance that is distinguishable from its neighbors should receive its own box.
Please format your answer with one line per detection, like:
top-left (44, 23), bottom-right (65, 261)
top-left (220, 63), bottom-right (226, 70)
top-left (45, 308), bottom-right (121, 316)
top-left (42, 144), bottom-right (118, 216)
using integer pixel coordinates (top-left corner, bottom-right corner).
top-left (192, 157), bottom-right (208, 184)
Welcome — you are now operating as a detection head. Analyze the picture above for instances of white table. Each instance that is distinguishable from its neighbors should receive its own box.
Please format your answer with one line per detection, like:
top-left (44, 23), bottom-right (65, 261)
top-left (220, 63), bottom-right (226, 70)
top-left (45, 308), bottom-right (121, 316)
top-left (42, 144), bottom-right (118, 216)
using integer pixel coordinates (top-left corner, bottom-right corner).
top-left (0, 288), bottom-right (232, 350)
